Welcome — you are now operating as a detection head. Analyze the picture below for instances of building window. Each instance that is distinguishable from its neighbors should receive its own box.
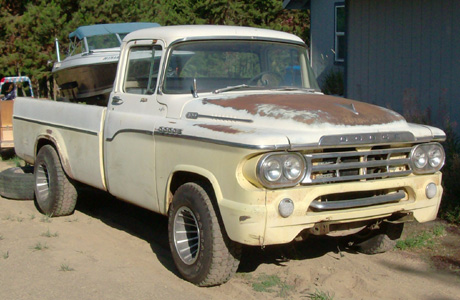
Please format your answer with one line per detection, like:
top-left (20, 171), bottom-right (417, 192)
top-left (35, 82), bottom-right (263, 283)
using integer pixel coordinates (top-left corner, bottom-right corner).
top-left (335, 3), bottom-right (345, 62)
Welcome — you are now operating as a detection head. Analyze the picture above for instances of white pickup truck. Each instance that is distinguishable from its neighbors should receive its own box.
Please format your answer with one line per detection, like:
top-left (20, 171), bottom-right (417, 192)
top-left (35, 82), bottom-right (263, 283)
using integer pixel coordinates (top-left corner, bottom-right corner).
top-left (13, 25), bottom-right (445, 286)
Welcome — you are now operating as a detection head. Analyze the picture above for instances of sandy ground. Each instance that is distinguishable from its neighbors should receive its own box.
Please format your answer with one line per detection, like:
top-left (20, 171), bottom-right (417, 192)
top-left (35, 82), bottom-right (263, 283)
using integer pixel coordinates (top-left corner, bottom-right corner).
top-left (1, 158), bottom-right (459, 300)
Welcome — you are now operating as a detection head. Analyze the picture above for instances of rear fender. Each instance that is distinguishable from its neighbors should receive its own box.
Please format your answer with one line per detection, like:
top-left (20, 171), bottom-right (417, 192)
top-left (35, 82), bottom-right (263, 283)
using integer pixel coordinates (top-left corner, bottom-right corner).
top-left (35, 135), bottom-right (73, 178)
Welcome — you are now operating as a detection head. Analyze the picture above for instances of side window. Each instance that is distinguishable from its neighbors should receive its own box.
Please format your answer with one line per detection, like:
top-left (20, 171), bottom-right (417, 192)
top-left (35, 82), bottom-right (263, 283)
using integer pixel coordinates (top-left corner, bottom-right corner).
top-left (124, 45), bottom-right (162, 95)
top-left (335, 3), bottom-right (346, 62)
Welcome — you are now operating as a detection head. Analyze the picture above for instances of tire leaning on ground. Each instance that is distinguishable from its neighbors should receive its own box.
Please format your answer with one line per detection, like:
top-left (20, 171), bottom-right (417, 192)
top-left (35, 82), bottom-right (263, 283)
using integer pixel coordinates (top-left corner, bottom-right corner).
top-left (34, 145), bottom-right (77, 217)
top-left (0, 166), bottom-right (35, 200)
top-left (353, 222), bottom-right (404, 254)
top-left (168, 182), bottom-right (242, 286)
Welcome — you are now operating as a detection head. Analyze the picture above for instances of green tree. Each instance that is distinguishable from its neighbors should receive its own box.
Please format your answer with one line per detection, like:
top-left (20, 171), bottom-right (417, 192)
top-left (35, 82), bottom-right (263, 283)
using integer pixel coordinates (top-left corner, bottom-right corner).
top-left (0, 0), bottom-right (310, 98)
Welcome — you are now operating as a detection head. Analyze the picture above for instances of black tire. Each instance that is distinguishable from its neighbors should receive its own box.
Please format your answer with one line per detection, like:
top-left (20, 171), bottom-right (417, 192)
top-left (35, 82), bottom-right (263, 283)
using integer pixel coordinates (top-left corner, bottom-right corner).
top-left (0, 166), bottom-right (35, 200)
top-left (34, 145), bottom-right (77, 217)
top-left (168, 182), bottom-right (241, 286)
top-left (353, 222), bottom-right (404, 254)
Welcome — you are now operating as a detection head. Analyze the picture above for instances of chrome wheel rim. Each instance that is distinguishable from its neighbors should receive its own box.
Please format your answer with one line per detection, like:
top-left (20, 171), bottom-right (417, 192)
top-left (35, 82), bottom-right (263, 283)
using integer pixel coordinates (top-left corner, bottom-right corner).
top-left (173, 206), bottom-right (200, 265)
top-left (35, 163), bottom-right (50, 204)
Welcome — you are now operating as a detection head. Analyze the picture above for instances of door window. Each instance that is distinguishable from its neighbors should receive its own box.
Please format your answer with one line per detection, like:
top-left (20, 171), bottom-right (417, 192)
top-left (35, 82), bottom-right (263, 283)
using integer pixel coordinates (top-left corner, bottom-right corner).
top-left (124, 45), bottom-right (163, 95)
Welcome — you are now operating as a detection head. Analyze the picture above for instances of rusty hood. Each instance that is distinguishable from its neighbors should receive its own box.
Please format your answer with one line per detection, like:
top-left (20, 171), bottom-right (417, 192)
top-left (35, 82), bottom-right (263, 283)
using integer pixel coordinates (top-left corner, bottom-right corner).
top-left (202, 93), bottom-right (404, 126)
top-left (177, 92), bottom-right (441, 149)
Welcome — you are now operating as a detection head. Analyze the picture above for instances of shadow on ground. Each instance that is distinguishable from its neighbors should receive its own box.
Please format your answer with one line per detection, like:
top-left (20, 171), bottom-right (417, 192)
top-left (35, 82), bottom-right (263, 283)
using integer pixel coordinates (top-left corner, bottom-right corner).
top-left (73, 187), bottom-right (356, 277)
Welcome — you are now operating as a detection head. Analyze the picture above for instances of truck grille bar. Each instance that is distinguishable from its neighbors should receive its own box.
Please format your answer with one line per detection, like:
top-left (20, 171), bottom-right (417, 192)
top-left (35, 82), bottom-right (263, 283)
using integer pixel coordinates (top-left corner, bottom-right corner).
top-left (302, 147), bottom-right (412, 184)
top-left (310, 190), bottom-right (406, 211)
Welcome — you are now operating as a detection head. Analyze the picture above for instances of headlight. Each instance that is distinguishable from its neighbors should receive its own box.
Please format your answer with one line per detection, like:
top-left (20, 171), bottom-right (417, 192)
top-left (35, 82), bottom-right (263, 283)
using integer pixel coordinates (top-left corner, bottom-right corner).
top-left (410, 143), bottom-right (445, 174)
top-left (258, 153), bottom-right (306, 188)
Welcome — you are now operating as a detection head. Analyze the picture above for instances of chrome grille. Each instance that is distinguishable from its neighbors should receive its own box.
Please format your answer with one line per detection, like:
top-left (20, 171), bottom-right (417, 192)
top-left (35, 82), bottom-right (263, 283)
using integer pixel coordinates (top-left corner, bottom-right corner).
top-left (302, 147), bottom-right (412, 184)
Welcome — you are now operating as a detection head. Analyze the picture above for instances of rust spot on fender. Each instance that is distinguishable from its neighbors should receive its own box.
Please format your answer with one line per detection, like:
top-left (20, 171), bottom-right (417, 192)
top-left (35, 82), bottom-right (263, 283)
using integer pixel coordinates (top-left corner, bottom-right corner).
top-left (206, 94), bottom-right (405, 126)
top-left (46, 129), bottom-right (53, 134)
top-left (196, 124), bottom-right (244, 134)
top-left (239, 216), bottom-right (251, 222)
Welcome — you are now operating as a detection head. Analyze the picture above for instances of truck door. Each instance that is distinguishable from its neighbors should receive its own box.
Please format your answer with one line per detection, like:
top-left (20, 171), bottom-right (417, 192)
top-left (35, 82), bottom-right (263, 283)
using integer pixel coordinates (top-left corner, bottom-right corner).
top-left (103, 40), bottom-right (166, 212)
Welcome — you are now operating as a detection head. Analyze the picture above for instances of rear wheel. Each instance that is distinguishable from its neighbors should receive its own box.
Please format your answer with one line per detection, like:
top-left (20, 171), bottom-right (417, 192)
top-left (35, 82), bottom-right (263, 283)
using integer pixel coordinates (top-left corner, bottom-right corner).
top-left (34, 145), bottom-right (77, 216)
top-left (352, 222), bottom-right (404, 254)
top-left (168, 182), bottom-right (241, 286)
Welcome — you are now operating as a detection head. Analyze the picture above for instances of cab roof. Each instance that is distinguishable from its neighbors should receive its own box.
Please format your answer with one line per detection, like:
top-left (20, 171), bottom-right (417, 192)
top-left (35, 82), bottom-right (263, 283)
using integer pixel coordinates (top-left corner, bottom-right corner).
top-left (124, 25), bottom-right (305, 47)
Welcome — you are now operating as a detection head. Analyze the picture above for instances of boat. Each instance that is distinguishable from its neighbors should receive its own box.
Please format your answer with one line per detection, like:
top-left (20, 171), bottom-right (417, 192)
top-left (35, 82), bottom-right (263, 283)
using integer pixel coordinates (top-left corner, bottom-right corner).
top-left (52, 22), bottom-right (160, 104)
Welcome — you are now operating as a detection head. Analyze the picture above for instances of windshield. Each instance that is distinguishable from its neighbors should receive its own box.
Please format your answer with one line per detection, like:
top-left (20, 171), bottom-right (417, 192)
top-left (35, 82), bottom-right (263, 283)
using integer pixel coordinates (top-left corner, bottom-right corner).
top-left (86, 34), bottom-right (121, 50)
top-left (163, 40), bottom-right (319, 94)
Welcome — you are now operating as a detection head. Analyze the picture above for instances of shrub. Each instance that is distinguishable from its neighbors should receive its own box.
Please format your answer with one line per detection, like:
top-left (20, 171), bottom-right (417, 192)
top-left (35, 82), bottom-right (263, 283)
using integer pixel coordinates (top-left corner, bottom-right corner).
top-left (321, 68), bottom-right (344, 96)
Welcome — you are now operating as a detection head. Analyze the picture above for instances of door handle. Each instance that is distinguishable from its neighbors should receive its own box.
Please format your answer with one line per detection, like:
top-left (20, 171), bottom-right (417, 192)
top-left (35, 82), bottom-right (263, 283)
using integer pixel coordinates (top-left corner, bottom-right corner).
top-left (112, 96), bottom-right (124, 104)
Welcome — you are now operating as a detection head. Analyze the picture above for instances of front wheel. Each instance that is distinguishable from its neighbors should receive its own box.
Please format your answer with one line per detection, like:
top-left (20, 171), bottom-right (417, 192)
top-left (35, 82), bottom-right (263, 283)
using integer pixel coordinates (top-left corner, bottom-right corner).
top-left (34, 145), bottom-right (77, 217)
top-left (168, 182), bottom-right (241, 286)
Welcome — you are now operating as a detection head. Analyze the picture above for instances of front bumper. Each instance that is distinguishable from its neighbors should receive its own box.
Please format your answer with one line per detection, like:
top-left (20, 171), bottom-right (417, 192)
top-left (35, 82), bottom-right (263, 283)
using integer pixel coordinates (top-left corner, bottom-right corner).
top-left (219, 172), bottom-right (442, 246)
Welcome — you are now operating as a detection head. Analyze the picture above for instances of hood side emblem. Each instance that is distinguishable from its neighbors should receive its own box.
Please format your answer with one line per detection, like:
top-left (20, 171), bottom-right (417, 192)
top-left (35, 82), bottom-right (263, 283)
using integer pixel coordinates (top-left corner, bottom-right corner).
top-left (336, 103), bottom-right (359, 115)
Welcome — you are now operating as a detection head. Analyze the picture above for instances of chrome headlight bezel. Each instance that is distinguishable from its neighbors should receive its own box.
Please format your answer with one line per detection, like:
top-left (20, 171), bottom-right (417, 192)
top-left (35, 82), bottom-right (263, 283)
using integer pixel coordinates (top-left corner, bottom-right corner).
top-left (410, 143), bottom-right (445, 174)
top-left (257, 153), bottom-right (306, 188)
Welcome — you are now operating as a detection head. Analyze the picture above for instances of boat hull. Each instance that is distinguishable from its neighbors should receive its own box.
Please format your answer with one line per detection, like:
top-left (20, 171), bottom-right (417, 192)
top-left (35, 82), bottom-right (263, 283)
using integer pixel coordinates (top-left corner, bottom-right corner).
top-left (52, 51), bottom-right (119, 103)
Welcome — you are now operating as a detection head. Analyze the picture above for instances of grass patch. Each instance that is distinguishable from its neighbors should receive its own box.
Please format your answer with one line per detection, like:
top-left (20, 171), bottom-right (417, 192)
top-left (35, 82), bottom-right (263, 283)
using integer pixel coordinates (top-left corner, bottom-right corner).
top-left (0, 235), bottom-right (3, 240)
top-left (396, 226), bottom-right (445, 250)
top-left (41, 229), bottom-right (59, 238)
top-left (4, 155), bottom-right (25, 167)
top-left (31, 242), bottom-right (49, 251)
top-left (251, 274), bottom-right (294, 297)
top-left (29, 214), bottom-right (36, 220)
top-left (2, 251), bottom-right (9, 259)
top-left (60, 263), bottom-right (75, 272)
top-left (307, 289), bottom-right (334, 300)
top-left (40, 215), bottom-right (52, 223)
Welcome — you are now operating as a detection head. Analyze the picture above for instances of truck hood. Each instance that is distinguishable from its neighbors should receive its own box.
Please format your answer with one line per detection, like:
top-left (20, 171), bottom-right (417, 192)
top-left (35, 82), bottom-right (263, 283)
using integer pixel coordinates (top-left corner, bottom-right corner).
top-left (175, 92), bottom-right (444, 149)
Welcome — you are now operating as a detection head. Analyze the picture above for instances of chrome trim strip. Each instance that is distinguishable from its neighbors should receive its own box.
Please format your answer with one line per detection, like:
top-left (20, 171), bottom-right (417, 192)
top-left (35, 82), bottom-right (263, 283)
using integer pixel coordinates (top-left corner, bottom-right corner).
top-left (307, 170), bottom-right (412, 184)
top-left (432, 134), bottom-right (446, 142)
top-left (310, 191), bottom-right (406, 211)
top-left (105, 129), bottom-right (154, 142)
top-left (306, 147), bottom-right (413, 159)
top-left (169, 36), bottom-right (307, 48)
top-left (154, 130), bottom-right (290, 150)
top-left (13, 116), bottom-right (98, 136)
top-left (185, 112), bottom-right (253, 123)
top-left (311, 158), bottom-right (411, 172)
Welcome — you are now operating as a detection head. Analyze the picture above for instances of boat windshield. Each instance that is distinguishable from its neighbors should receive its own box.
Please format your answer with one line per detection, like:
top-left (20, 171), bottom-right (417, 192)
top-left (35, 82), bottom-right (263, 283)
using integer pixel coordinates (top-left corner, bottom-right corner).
top-left (68, 34), bottom-right (121, 55)
top-left (86, 34), bottom-right (121, 50)
top-left (163, 40), bottom-right (320, 94)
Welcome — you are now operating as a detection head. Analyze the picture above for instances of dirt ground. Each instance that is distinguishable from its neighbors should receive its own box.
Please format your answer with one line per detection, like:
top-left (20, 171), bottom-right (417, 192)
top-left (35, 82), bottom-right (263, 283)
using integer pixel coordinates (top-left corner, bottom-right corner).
top-left (1, 158), bottom-right (459, 300)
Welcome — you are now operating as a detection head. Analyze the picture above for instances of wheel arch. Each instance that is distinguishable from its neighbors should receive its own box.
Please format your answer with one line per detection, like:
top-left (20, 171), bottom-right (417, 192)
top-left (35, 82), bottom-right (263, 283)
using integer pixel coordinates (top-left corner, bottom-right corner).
top-left (35, 136), bottom-right (74, 178)
top-left (166, 166), bottom-right (223, 214)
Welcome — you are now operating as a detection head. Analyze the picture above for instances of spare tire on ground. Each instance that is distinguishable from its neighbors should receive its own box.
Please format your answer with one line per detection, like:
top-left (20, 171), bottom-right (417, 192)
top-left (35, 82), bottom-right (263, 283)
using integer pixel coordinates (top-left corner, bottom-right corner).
top-left (0, 166), bottom-right (35, 200)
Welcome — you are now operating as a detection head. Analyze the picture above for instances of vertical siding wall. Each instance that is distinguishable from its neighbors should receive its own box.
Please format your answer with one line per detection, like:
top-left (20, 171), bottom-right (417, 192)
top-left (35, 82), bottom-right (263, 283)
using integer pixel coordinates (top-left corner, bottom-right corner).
top-left (311, 0), bottom-right (345, 86)
top-left (347, 0), bottom-right (460, 130)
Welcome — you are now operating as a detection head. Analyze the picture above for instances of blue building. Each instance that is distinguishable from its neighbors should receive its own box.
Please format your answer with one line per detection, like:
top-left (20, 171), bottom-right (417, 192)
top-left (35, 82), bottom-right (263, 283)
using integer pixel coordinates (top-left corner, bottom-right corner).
top-left (284, 0), bottom-right (460, 132)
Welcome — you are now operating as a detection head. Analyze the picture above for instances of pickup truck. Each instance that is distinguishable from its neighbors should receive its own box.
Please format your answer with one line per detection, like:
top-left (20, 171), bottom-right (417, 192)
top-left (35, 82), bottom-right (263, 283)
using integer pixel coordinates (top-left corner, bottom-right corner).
top-left (13, 25), bottom-right (445, 286)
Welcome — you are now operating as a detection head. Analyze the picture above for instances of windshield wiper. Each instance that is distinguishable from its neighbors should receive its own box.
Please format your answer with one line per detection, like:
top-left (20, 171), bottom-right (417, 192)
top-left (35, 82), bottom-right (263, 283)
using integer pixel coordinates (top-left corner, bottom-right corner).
top-left (213, 84), bottom-right (252, 94)
top-left (274, 87), bottom-right (318, 93)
